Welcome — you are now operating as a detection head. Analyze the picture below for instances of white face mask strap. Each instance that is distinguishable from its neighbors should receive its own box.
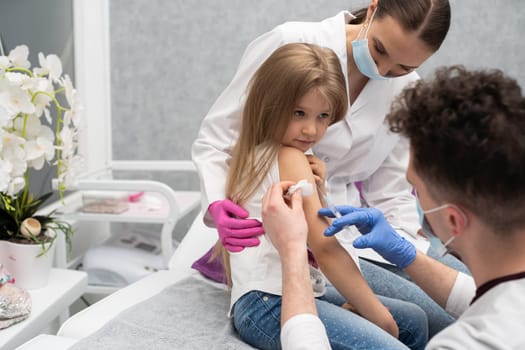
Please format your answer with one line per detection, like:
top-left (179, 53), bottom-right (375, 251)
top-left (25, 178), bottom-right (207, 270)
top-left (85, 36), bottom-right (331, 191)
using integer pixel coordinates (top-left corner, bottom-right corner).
top-left (422, 203), bottom-right (450, 215)
top-left (424, 203), bottom-right (469, 228)
top-left (439, 235), bottom-right (456, 257)
top-left (359, 7), bottom-right (378, 39)
top-left (442, 235), bottom-right (455, 248)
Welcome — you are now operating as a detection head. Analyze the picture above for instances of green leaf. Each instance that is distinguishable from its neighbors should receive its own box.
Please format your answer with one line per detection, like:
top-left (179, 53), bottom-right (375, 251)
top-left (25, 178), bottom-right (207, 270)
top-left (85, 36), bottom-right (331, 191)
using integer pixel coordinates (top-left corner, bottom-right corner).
top-left (25, 192), bottom-right (53, 217)
top-left (0, 205), bottom-right (18, 234)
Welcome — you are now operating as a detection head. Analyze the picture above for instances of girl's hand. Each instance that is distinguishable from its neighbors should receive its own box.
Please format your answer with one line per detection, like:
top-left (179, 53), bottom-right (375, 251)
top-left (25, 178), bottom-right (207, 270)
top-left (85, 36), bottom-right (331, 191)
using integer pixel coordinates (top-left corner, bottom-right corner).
top-left (360, 304), bottom-right (399, 339)
top-left (306, 154), bottom-right (326, 189)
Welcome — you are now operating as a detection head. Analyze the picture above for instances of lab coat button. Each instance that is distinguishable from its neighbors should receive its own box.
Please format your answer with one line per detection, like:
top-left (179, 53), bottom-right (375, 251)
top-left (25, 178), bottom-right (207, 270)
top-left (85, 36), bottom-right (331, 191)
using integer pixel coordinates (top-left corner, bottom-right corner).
top-left (323, 156), bottom-right (330, 162)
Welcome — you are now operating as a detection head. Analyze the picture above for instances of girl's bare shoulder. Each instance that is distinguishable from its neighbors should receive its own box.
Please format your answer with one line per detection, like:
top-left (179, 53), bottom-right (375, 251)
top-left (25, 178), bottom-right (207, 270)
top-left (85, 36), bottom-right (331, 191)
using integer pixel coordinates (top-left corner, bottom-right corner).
top-left (278, 146), bottom-right (308, 162)
top-left (278, 146), bottom-right (314, 180)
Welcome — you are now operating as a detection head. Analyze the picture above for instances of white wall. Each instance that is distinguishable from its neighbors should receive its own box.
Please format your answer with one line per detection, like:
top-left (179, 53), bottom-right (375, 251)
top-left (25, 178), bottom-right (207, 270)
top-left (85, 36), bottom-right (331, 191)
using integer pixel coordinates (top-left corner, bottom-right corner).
top-left (106, 0), bottom-right (525, 191)
top-left (77, 0), bottom-right (525, 192)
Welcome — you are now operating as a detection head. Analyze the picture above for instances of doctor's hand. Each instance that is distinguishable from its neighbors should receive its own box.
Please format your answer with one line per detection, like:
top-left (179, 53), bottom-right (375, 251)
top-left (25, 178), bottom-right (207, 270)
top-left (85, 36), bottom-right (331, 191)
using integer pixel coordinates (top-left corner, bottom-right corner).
top-left (262, 181), bottom-right (308, 255)
top-left (208, 199), bottom-right (264, 253)
top-left (319, 206), bottom-right (416, 269)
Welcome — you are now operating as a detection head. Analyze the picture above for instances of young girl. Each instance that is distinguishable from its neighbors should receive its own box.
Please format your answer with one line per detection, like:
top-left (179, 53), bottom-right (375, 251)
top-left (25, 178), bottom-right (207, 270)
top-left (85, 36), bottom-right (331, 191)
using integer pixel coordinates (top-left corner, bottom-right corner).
top-left (222, 43), bottom-right (427, 350)
top-left (195, 2), bottom-right (463, 338)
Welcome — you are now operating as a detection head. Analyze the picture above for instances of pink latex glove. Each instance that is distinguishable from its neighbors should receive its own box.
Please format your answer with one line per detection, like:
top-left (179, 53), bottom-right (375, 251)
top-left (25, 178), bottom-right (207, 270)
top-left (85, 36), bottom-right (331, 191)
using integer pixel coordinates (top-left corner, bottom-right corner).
top-left (208, 199), bottom-right (264, 252)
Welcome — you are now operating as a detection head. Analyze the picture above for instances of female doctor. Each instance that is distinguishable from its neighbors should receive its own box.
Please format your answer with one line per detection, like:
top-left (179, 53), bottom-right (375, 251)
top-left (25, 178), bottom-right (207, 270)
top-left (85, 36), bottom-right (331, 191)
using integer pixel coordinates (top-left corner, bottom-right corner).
top-left (192, 0), bottom-right (464, 337)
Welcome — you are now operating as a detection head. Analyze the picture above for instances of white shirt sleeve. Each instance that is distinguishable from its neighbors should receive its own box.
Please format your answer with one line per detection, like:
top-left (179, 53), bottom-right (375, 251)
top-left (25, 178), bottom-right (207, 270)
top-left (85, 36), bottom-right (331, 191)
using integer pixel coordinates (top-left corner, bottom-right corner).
top-left (445, 272), bottom-right (476, 318)
top-left (281, 314), bottom-right (331, 350)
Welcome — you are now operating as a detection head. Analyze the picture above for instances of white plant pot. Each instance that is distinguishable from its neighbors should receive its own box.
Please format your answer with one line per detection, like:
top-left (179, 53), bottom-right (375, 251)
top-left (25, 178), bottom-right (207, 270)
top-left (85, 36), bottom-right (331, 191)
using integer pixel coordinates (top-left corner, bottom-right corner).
top-left (0, 240), bottom-right (55, 290)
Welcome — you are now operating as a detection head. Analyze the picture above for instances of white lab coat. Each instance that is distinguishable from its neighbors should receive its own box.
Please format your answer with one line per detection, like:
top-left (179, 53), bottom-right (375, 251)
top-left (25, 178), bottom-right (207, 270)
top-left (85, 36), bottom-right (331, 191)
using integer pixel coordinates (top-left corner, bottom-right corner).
top-left (191, 11), bottom-right (430, 262)
top-left (427, 276), bottom-right (525, 349)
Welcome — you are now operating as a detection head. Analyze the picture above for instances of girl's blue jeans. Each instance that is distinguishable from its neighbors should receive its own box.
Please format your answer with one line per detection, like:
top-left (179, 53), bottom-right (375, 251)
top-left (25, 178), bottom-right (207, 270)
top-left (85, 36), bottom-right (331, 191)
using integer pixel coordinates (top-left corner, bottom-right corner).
top-left (363, 248), bottom-right (470, 338)
top-left (233, 284), bottom-right (428, 350)
top-left (233, 252), bottom-right (468, 349)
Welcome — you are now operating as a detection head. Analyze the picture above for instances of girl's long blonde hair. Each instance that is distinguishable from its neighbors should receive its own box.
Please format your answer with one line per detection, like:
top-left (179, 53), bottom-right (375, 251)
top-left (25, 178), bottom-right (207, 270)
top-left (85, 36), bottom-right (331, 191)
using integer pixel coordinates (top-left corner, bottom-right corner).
top-left (215, 43), bottom-right (348, 285)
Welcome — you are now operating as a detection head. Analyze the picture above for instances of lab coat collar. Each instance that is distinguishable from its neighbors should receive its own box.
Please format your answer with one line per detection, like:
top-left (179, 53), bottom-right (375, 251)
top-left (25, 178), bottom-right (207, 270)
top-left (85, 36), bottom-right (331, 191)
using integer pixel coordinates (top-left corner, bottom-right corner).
top-left (318, 11), bottom-right (354, 118)
top-left (317, 11), bottom-right (354, 62)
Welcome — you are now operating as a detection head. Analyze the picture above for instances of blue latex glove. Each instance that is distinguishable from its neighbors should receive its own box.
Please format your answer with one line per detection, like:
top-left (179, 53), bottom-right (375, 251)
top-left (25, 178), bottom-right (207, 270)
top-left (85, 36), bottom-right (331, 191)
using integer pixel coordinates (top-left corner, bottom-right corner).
top-left (319, 206), bottom-right (417, 269)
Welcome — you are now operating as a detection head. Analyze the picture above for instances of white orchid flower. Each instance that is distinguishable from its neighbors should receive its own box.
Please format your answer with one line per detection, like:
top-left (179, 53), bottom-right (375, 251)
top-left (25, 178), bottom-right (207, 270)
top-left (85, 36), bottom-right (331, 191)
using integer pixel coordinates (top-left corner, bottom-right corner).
top-left (5, 71), bottom-right (28, 85)
top-left (0, 56), bottom-right (10, 67)
top-left (0, 160), bottom-right (13, 192)
top-left (2, 47), bottom-right (80, 195)
top-left (3, 160), bottom-right (26, 182)
top-left (0, 82), bottom-right (35, 115)
top-left (0, 159), bottom-right (12, 172)
top-left (62, 75), bottom-right (74, 104)
top-left (13, 113), bottom-right (38, 138)
top-left (58, 125), bottom-right (75, 155)
top-left (34, 95), bottom-right (53, 121)
top-left (0, 136), bottom-right (27, 186)
top-left (0, 45), bottom-right (79, 249)
top-left (38, 124), bottom-right (55, 143)
top-left (58, 154), bottom-right (83, 188)
top-left (62, 75), bottom-right (80, 110)
top-left (1, 132), bottom-right (26, 158)
top-left (7, 176), bottom-right (26, 196)
top-left (8, 45), bottom-right (30, 69)
top-left (25, 136), bottom-right (56, 170)
top-left (9, 157), bottom-right (28, 178)
top-left (0, 81), bottom-right (17, 124)
top-left (6, 72), bottom-right (41, 92)
top-left (32, 78), bottom-right (54, 120)
top-left (5, 75), bottom-right (53, 120)
top-left (63, 110), bottom-right (72, 126)
top-left (0, 103), bottom-right (13, 127)
top-left (64, 107), bottom-right (81, 129)
top-left (61, 75), bottom-right (82, 126)
top-left (34, 52), bottom-right (62, 81)
top-left (23, 125), bottom-right (56, 170)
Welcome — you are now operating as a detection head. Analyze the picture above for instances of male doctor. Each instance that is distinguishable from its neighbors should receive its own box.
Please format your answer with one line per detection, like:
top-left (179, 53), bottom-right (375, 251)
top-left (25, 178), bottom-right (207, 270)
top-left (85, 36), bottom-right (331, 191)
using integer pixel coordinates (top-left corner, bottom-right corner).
top-left (262, 66), bottom-right (525, 349)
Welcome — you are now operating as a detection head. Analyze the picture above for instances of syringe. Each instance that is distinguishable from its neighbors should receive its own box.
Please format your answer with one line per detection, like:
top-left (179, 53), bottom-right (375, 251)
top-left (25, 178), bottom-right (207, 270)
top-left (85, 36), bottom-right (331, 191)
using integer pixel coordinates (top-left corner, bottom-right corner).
top-left (317, 185), bottom-right (360, 242)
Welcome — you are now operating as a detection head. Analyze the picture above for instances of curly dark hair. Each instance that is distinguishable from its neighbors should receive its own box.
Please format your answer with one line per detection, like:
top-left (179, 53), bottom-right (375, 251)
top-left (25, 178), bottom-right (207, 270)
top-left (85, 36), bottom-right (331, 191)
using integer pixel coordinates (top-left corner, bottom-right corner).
top-left (387, 65), bottom-right (525, 233)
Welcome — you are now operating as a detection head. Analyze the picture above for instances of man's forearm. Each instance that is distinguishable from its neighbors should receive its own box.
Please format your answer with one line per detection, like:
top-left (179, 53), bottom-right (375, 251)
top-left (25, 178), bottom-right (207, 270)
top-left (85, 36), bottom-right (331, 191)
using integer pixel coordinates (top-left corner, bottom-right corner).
top-left (281, 249), bottom-right (317, 326)
top-left (404, 250), bottom-right (458, 308)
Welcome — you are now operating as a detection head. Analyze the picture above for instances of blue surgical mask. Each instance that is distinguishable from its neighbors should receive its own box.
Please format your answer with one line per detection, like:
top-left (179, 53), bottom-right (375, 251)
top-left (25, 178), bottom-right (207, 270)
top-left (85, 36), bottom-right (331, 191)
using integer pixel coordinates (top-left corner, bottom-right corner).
top-left (351, 8), bottom-right (388, 80)
top-left (415, 193), bottom-right (457, 257)
top-left (421, 215), bottom-right (455, 257)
